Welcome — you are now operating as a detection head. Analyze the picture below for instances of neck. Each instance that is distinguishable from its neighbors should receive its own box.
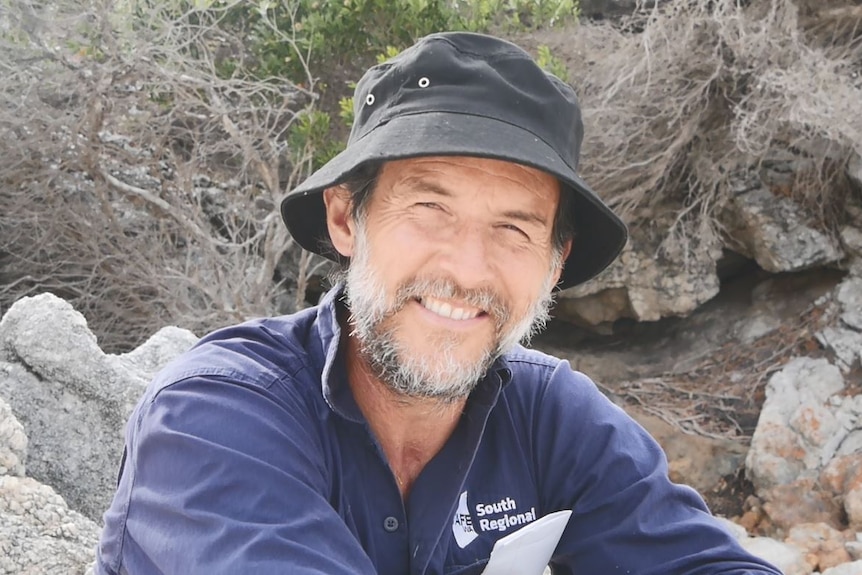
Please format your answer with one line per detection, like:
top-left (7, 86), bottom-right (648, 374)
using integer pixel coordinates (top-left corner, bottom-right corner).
top-left (343, 330), bottom-right (466, 500)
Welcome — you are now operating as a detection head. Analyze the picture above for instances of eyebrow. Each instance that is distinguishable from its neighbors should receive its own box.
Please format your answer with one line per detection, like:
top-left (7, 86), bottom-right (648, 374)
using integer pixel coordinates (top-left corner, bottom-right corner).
top-left (499, 209), bottom-right (550, 228)
top-left (403, 178), bottom-right (551, 228)
top-left (403, 179), bottom-right (453, 197)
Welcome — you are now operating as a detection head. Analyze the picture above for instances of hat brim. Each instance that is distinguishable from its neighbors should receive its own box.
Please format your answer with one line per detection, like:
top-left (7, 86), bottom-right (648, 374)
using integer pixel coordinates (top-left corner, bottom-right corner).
top-left (281, 111), bottom-right (627, 290)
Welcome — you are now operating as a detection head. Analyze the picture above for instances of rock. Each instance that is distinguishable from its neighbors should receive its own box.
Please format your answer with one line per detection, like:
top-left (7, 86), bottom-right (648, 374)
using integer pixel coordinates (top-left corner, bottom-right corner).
top-left (837, 430), bottom-right (862, 459)
top-left (820, 455), bottom-right (862, 497)
top-left (0, 403), bottom-right (99, 573)
top-left (557, 225), bottom-right (721, 326)
top-left (628, 407), bottom-right (747, 493)
top-left (836, 277), bottom-right (862, 330)
top-left (760, 478), bottom-right (844, 533)
top-left (0, 294), bottom-right (197, 520)
top-left (846, 540), bottom-right (862, 561)
top-left (736, 312), bottom-right (784, 344)
top-left (847, 482), bottom-right (862, 532)
top-left (109, 325), bottom-right (199, 385)
top-left (0, 293), bottom-right (109, 386)
top-left (817, 275), bottom-right (862, 370)
top-left (849, 153), bottom-right (862, 192)
top-left (840, 228), bottom-right (862, 276)
top-left (715, 516), bottom-right (749, 540)
top-left (738, 495), bottom-right (766, 534)
top-left (723, 187), bottom-right (843, 273)
top-left (740, 536), bottom-right (814, 575)
top-left (746, 358), bottom-right (846, 491)
top-left (556, 287), bottom-right (631, 326)
top-left (816, 327), bottom-right (862, 372)
top-left (744, 355), bottom-right (862, 532)
top-left (785, 523), bottom-right (851, 571)
top-left (821, 560), bottom-right (862, 575)
top-left (0, 475), bottom-right (99, 575)
top-left (820, 454), bottom-right (862, 531)
top-left (0, 397), bottom-right (26, 477)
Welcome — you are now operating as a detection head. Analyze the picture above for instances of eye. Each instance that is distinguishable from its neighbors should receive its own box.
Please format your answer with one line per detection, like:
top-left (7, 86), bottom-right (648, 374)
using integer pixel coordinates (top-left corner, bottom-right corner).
top-left (498, 223), bottom-right (529, 239)
top-left (416, 202), bottom-right (443, 211)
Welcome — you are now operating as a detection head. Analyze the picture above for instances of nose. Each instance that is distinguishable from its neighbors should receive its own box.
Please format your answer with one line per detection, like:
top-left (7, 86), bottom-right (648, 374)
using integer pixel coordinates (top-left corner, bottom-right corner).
top-left (436, 224), bottom-right (496, 289)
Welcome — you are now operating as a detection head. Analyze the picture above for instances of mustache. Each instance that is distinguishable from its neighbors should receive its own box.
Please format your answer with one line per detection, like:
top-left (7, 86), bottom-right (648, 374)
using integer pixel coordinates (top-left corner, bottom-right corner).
top-left (387, 276), bottom-right (510, 329)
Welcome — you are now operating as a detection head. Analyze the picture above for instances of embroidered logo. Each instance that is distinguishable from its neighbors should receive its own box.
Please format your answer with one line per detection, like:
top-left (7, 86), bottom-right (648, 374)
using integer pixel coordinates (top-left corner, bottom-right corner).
top-left (475, 496), bottom-right (537, 533)
top-left (452, 491), bottom-right (478, 548)
top-left (452, 491), bottom-right (539, 547)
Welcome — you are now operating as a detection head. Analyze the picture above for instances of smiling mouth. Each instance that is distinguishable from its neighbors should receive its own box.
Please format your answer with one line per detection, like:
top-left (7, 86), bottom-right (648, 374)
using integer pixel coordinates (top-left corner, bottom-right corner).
top-left (417, 296), bottom-right (484, 321)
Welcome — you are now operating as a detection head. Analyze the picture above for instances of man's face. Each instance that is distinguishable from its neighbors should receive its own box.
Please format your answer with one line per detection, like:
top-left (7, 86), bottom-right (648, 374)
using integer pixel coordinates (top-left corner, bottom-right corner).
top-left (333, 156), bottom-right (568, 402)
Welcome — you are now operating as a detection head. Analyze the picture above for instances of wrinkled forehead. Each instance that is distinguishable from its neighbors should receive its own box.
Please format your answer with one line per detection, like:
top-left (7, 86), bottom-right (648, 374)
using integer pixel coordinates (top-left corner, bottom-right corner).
top-left (373, 156), bottom-right (561, 209)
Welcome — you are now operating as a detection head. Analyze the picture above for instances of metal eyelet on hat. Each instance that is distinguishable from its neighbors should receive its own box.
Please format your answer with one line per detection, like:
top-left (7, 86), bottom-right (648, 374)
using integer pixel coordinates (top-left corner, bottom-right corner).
top-left (418, 77), bottom-right (430, 88)
top-left (365, 93), bottom-right (375, 105)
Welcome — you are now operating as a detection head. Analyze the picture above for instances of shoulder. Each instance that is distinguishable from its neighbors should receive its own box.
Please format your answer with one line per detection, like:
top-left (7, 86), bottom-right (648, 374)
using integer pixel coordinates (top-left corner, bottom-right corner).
top-left (498, 346), bottom-right (650, 458)
top-left (495, 346), bottom-right (628, 450)
top-left (146, 305), bottom-right (323, 401)
top-left (125, 305), bottom-right (333, 476)
top-left (501, 345), bottom-right (603, 404)
top-left (503, 345), bottom-right (564, 369)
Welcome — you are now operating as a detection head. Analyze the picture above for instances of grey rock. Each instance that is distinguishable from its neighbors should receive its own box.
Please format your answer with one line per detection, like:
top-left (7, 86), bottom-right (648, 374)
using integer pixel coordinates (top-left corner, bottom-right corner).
top-left (0, 397), bottom-right (26, 477)
top-left (739, 537), bottom-right (813, 575)
top-left (715, 516), bottom-right (748, 540)
top-left (838, 429), bottom-right (862, 458)
top-left (0, 293), bottom-right (112, 391)
top-left (841, 226), bottom-right (862, 259)
top-left (822, 560), bottom-right (862, 575)
top-left (847, 541), bottom-right (862, 561)
top-left (557, 226), bottom-right (721, 325)
top-left (786, 522), bottom-right (852, 571)
top-left (837, 277), bottom-right (862, 330)
top-left (847, 482), bottom-right (862, 531)
top-left (816, 327), bottom-right (862, 372)
top-left (816, 276), bottom-right (862, 370)
top-left (746, 357), bottom-right (845, 491)
top-left (723, 187), bottom-right (843, 273)
top-left (108, 325), bottom-right (199, 391)
top-left (735, 312), bottom-right (783, 344)
top-left (849, 153), bottom-right (862, 192)
top-left (0, 475), bottom-right (99, 575)
top-left (0, 294), bottom-right (197, 520)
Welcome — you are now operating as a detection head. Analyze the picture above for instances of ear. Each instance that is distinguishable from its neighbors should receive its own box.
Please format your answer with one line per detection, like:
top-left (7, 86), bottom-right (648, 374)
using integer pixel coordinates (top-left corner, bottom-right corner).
top-left (551, 238), bottom-right (573, 288)
top-left (323, 185), bottom-right (356, 258)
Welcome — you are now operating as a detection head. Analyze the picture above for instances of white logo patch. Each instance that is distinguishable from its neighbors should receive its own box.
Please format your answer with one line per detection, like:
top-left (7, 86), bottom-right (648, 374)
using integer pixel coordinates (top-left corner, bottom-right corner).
top-left (452, 491), bottom-right (478, 548)
top-left (452, 491), bottom-right (539, 548)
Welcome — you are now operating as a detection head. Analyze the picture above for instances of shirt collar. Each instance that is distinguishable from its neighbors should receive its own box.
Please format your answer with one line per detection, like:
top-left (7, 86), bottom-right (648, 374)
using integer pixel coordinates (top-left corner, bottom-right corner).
top-left (315, 283), bottom-right (513, 422)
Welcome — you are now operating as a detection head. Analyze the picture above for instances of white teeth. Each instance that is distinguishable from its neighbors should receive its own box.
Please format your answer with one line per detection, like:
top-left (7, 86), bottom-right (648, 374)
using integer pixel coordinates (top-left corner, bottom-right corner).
top-left (420, 297), bottom-right (480, 320)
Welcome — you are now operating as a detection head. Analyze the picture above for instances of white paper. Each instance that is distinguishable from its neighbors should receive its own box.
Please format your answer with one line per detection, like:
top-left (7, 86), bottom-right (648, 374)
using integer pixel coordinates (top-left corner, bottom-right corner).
top-left (481, 510), bottom-right (572, 575)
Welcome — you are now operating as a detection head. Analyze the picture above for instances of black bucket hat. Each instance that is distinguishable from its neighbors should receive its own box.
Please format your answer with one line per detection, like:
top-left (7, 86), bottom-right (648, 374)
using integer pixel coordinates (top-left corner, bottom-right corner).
top-left (280, 31), bottom-right (627, 290)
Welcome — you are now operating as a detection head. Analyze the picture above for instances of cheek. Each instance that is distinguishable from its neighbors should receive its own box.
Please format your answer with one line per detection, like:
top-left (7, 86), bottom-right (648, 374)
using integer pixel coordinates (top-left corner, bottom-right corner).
top-left (367, 223), bottom-right (439, 270)
top-left (506, 262), bottom-right (555, 306)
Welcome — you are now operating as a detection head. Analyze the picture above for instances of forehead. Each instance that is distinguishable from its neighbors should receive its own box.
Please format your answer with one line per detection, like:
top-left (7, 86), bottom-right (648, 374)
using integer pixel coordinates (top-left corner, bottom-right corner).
top-left (374, 156), bottom-right (560, 208)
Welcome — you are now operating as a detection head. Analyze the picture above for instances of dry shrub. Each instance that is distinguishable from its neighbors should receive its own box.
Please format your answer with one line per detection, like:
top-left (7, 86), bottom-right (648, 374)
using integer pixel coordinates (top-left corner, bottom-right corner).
top-left (3, 0), bottom-right (861, 349)
top-left (0, 0), bottom-right (316, 351)
top-left (535, 0), bottom-right (862, 257)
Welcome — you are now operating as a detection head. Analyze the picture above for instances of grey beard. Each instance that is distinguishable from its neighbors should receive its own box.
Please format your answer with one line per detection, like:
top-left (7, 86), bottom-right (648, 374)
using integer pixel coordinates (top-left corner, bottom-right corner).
top-left (360, 321), bottom-right (495, 403)
top-left (343, 223), bottom-right (558, 403)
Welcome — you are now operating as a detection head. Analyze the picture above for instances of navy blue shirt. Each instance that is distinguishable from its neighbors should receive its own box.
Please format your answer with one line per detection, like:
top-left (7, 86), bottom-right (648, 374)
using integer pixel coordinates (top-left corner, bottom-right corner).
top-left (97, 287), bottom-right (782, 574)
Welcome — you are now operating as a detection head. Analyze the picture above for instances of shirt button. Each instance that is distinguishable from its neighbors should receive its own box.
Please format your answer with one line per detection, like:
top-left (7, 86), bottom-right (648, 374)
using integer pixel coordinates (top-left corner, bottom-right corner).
top-left (383, 516), bottom-right (399, 532)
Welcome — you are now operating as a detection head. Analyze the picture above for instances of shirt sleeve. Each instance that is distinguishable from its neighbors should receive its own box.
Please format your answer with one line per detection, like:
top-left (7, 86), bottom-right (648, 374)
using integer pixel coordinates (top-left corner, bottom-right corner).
top-left (97, 369), bottom-right (377, 575)
top-left (533, 360), bottom-right (783, 575)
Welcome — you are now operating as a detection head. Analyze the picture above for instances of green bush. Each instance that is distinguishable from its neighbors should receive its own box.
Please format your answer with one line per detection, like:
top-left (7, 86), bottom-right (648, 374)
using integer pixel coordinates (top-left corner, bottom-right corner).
top-left (228, 0), bottom-right (580, 180)
top-left (212, 0), bottom-right (578, 82)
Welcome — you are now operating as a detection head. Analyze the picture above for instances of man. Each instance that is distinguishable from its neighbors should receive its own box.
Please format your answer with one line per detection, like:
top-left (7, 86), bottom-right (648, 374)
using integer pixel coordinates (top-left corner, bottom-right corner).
top-left (96, 32), bottom-right (782, 574)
